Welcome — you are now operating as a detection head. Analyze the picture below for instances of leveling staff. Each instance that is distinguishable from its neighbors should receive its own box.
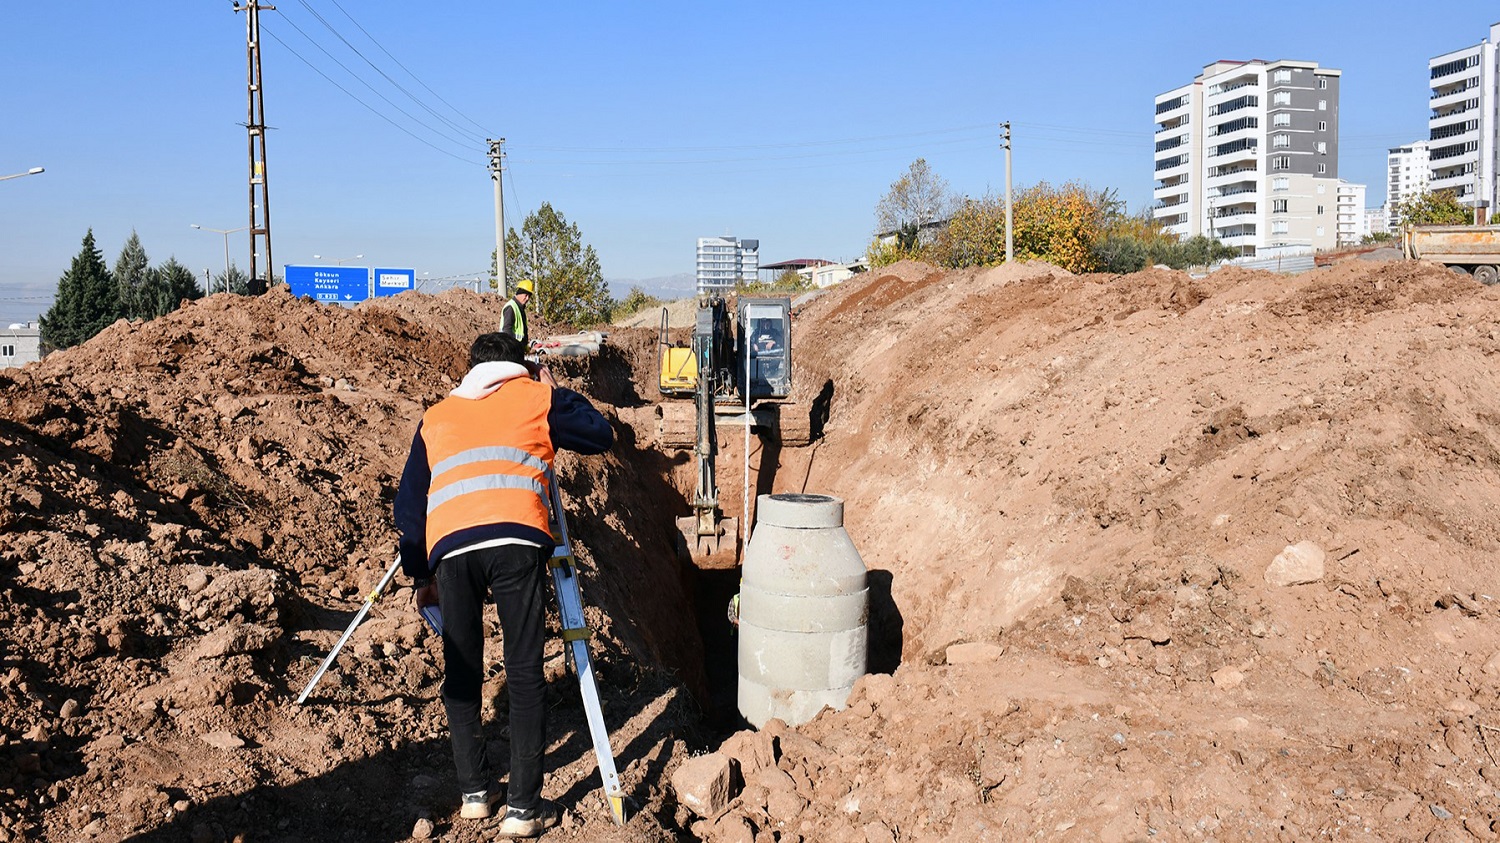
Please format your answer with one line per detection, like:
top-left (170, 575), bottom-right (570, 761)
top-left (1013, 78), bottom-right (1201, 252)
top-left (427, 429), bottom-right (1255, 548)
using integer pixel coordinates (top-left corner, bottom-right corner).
top-left (394, 332), bottom-right (612, 837)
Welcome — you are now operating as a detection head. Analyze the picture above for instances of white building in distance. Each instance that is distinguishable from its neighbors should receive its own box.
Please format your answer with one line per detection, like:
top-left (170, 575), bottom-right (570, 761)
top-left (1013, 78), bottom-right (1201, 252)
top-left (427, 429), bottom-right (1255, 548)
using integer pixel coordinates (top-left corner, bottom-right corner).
top-left (1365, 207), bottom-right (1389, 236)
top-left (1335, 180), bottom-right (1368, 246)
top-left (1, 322), bottom-right (43, 369)
top-left (1154, 58), bottom-right (1342, 257)
top-left (1386, 141), bottom-right (1431, 229)
top-left (696, 236), bottom-right (759, 294)
top-left (1428, 23), bottom-right (1498, 215)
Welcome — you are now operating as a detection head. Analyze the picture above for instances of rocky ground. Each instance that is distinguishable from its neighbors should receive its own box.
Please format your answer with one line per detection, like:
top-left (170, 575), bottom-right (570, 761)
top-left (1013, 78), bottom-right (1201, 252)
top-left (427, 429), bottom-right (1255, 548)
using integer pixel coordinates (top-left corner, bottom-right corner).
top-left (2, 258), bottom-right (1500, 842)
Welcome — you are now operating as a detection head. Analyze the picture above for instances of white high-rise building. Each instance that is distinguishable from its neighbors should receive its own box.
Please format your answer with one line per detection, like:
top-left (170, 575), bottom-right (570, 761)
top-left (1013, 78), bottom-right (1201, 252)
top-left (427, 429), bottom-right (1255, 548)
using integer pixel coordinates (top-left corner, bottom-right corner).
top-left (1335, 180), bottom-right (1368, 246)
top-left (1428, 23), bottom-right (1499, 215)
top-left (1153, 59), bottom-right (1342, 257)
top-left (1386, 141), bottom-right (1431, 229)
top-left (695, 236), bottom-right (759, 294)
top-left (1365, 207), bottom-right (1390, 236)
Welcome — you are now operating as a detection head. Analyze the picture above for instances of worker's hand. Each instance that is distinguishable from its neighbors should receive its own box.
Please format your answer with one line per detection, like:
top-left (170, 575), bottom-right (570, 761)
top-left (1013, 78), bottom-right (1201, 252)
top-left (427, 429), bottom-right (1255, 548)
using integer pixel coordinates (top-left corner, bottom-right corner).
top-left (534, 363), bottom-right (557, 387)
top-left (413, 581), bottom-right (439, 612)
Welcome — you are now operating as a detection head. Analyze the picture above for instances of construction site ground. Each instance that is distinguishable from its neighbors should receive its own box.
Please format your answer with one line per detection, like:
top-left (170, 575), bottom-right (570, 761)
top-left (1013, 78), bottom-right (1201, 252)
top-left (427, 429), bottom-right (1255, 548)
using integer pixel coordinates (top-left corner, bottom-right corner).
top-left (4, 257), bottom-right (1500, 842)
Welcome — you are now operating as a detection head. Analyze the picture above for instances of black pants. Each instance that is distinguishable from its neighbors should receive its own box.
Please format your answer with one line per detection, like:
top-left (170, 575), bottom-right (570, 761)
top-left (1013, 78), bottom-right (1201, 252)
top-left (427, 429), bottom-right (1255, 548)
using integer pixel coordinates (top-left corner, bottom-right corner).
top-left (436, 543), bottom-right (550, 809)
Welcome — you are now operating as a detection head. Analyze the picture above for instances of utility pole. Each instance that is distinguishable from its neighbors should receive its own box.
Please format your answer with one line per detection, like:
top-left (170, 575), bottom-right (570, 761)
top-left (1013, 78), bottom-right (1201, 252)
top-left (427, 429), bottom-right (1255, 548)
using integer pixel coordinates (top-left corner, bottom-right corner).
top-left (1001, 122), bottom-right (1014, 262)
top-left (235, 0), bottom-right (274, 295)
top-left (488, 138), bottom-right (506, 294)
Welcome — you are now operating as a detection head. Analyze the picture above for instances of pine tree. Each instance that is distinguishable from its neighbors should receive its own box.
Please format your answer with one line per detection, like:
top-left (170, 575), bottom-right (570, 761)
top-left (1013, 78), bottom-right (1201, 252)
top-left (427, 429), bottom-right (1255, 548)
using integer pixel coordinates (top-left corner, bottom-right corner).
top-left (114, 230), bottom-right (150, 320)
top-left (502, 202), bottom-right (612, 327)
top-left (156, 257), bottom-right (204, 314)
top-left (133, 257), bottom-right (203, 319)
top-left (40, 229), bottom-right (121, 349)
top-left (215, 264), bottom-right (251, 296)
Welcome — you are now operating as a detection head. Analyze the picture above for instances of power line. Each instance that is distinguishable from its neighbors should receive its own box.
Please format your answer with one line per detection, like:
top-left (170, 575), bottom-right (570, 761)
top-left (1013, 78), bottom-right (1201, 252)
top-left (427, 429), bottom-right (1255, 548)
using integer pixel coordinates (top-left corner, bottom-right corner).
top-left (510, 123), bottom-right (998, 154)
top-left (290, 0), bottom-right (487, 144)
top-left (267, 13), bottom-right (479, 151)
top-left (322, 0), bottom-right (495, 138)
top-left (261, 27), bottom-right (485, 166)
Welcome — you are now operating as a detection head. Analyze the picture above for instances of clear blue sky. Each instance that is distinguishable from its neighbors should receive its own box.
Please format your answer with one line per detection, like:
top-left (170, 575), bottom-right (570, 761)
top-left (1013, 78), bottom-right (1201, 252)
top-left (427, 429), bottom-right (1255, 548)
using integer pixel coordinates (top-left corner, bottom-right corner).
top-left (0, 1), bottom-right (1488, 323)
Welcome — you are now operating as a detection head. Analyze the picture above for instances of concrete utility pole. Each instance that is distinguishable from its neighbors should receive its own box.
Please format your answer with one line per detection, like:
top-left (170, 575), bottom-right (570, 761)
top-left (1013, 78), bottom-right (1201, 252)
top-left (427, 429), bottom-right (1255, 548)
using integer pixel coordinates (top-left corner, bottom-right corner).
top-left (1001, 122), bottom-right (1014, 262)
top-left (488, 138), bottom-right (506, 294)
top-left (235, 0), bottom-right (275, 295)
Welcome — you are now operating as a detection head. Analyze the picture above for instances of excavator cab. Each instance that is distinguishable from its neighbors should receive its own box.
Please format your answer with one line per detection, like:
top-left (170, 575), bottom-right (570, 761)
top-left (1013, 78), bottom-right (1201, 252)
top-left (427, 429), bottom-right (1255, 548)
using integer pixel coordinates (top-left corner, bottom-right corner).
top-left (738, 298), bottom-right (792, 399)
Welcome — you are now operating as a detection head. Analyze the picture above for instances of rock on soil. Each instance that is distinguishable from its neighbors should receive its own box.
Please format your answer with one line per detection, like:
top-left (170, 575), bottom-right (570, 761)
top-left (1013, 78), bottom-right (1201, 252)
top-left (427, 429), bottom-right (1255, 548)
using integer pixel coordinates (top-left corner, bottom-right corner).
top-left (4, 260), bottom-right (1500, 841)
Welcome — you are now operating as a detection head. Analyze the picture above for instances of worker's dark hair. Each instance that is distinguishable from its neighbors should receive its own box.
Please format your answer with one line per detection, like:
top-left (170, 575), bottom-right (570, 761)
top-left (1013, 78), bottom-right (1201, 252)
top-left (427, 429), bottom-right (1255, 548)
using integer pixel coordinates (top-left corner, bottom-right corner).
top-left (470, 332), bottom-right (526, 367)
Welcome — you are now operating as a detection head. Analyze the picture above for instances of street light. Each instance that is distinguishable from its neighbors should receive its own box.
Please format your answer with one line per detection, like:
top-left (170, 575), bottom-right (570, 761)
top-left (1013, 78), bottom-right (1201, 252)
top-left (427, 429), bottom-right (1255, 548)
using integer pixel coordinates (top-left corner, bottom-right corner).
top-left (191, 224), bottom-right (249, 293)
top-left (0, 167), bottom-right (44, 182)
top-left (313, 254), bottom-right (363, 265)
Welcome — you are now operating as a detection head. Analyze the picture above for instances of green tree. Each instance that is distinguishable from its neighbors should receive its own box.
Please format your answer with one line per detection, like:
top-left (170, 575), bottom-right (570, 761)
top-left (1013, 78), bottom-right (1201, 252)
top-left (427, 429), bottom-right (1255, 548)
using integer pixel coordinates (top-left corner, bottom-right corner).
top-left (41, 229), bottom-right (121, 349)
top-left (214, 264), bottom-right (252, 296)
top-left (114, 230), bottom-right (150, 320)
top-left (501, 202), bottom-right (611, 326)
top-left (135, 257), bottom-right (203, 319)
top-left (1395, 190), bottom-right (1473, 227)
top-left (610, 286), bottom-right (661, 321)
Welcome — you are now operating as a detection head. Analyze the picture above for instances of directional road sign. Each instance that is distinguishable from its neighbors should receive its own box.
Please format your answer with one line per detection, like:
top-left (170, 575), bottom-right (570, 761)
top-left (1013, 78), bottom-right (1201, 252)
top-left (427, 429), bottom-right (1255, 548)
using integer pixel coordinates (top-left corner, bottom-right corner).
top-left (285, 265), bottom-right (370, 303)
top-left (373, 267), bottom-right (415, 297)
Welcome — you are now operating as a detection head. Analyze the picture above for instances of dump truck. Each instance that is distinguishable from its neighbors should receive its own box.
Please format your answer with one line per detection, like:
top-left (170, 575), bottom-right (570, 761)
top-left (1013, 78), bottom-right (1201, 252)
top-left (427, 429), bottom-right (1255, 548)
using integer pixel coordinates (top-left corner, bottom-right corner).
top-left (1403, 225), bottom-right (1500, 285)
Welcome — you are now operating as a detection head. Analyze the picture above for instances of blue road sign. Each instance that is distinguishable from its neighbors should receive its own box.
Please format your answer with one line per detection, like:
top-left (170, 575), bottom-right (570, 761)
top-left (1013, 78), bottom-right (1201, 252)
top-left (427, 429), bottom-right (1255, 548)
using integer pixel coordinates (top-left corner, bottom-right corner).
top-left (285, 265), bottom-right (370, 303)
top-left (373, 267), bottom-right (415, 297)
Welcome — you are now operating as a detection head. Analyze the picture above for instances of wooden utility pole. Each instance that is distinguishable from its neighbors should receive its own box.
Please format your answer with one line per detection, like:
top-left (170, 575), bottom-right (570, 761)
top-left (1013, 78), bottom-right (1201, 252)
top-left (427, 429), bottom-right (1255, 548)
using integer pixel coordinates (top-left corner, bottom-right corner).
top-left (236, 1), bottom-right (274, 295)
top-left (489, 138), bottom-right (506, 294)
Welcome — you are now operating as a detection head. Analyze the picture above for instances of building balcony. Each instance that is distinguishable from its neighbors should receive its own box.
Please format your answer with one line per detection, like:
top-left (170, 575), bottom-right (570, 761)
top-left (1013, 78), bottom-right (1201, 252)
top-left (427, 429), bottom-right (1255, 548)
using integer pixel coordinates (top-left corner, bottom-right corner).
top-left (1206, 164), bottom-right (1258, 183)
top-left (1211, 207), bottom-right (1258, 222)
top-left (1431, 78), bottom-right (1479, 100)
top-left (1155, 96), bottom-right (1189, 115)
top-left (1216, 228), bottom-right (1259, 245)
top-left (1211, 183), bottom-right (1259, 198)
top-left (1154, 154), bottom-right (1190, 173)
top-left (1156, 115), bottom-right (1189, 134)
top-left (1207, 95), bottom-right (1258, 117)
top-left (1155, 135), bottom-right (1189, 152)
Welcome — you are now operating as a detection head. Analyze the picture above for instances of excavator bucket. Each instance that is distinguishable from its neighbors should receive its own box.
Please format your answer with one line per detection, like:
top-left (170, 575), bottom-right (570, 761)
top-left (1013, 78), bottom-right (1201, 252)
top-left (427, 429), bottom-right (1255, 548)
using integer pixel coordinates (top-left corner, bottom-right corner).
top-left (676, 515), bottom-right (739, 569)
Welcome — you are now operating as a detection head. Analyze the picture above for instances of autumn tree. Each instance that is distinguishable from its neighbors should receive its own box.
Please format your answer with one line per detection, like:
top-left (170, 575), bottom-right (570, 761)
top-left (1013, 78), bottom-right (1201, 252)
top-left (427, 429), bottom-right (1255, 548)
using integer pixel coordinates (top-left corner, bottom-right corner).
top-left (1395, 190), bottom-right (1473, 228)
top-left (874, 158), bottom-right (956, 239)
top-left (41, 229), bottom-right (121, 349)
top-left (500, 202), bottom-right (611, 327)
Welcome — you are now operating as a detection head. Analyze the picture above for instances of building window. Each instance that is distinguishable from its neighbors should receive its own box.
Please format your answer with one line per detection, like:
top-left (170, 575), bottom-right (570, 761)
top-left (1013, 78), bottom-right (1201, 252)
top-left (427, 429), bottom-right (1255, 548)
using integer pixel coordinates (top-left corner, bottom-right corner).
top-left (1316, 226), bottom-right (1325, 236)
top-left (1273, 113), bottom-right (1291, 127)
top-left (1318, 100), bottom-right (1327, 111)
top-left (1318, 121), bottom-right (1327, 131)
top-left (1318, 78), bottom-right (1328, 89)
top-left (1275, 156), bottom-right (1291, 170)
top-left (1274, 69), bottom-right (1292, 83)
top-left (1273, 134), bottom-right (1290, 148)
top-left (1317, 142), bottom-right (1327, 154)
top-left (1273, 177), bottom-right (1289, 191)
top-left (1317, 205), bottom-right (1325, 214)
top-left (1274, 92), bottom-right (1291, 106)
top-left (1272, 199), bottom-right (1288, 212)
top-left (1316, 184), bottom-right (1326, 194)
top-left (1, 345), bottom-right (11, 356)
top-left (1317, 163), bottom-right (1327, 173)
top-left (1272, 221), bottom-right (1289, 234)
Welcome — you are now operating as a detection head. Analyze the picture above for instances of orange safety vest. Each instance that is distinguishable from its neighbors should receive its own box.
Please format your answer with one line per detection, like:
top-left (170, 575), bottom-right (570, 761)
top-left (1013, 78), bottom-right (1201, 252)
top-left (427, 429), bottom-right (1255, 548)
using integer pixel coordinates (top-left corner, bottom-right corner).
top-left (420, 377), bottom-right (555, 557)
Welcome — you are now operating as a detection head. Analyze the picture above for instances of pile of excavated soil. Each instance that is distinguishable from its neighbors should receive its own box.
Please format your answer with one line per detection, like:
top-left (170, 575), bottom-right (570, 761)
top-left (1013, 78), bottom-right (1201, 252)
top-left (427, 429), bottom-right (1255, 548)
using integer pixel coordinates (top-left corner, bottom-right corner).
top-left (5, 257), bottom-right (1500, 842)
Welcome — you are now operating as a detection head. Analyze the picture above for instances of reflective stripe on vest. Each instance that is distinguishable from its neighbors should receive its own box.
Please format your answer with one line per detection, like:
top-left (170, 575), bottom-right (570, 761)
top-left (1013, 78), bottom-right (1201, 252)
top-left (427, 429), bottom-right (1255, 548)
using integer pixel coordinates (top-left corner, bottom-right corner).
top-left (421, 377), bottom-right (554, 556)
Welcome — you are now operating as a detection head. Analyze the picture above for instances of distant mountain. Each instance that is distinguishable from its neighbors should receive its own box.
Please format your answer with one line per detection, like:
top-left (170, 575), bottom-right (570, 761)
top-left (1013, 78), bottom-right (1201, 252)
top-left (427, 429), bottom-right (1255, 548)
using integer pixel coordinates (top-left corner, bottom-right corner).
top-left (606, 272), bottom-right (696, 302)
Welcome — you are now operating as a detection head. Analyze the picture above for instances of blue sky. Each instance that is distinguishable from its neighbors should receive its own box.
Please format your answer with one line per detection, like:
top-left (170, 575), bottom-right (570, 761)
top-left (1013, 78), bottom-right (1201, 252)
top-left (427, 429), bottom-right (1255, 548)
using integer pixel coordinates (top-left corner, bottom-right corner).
top-left (0, 1), bottom-right (1489, 323)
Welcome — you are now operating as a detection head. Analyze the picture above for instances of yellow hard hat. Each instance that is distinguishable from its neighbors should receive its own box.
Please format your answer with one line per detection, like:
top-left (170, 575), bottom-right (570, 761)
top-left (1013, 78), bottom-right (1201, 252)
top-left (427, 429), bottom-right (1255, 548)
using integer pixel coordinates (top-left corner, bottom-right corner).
top-left (515, 279), bottom-right (535, 296)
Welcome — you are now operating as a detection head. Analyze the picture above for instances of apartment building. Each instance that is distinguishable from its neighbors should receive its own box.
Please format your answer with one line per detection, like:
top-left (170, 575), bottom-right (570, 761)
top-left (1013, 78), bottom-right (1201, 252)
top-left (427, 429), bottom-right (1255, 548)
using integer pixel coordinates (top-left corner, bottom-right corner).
top-left (1154, 59), bottom-right (1342, 257)
top-left (1428, 23), bottom-right (1498, 213)
top-left (1386, 141), bottom-right (1431, 229)
top-left (695, 236), bottom-right (759, 294)
top-left (1335, 180), bottom-right (1368, 246)
top-left (1, 322), bottom-right (42, 369)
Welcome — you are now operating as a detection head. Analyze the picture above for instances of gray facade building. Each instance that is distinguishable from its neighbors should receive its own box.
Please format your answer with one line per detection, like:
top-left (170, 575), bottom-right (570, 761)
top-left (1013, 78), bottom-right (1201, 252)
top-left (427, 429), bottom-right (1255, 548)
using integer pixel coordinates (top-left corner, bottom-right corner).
top-left (696, 236), bottom-right (759, 294)
top-left (1155, 58), bottom-right (1342, 256)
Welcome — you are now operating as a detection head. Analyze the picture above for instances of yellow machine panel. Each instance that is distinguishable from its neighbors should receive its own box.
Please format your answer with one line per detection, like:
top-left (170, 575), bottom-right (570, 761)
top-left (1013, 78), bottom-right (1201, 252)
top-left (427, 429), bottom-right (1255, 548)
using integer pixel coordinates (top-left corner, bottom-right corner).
top-left (659, 346), bottom-right (697, 396)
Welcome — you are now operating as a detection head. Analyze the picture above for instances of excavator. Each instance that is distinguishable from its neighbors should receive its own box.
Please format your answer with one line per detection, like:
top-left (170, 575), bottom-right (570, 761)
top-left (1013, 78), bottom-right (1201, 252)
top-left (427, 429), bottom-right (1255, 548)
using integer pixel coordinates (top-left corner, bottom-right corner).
top-left (656, 294), bottom-right (809, 565)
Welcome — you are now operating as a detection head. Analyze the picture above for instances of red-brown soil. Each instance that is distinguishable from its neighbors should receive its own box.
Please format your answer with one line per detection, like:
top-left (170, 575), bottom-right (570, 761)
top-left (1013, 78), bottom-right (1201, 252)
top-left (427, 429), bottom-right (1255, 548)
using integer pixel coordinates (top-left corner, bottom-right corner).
top-left (3, 258), bottom-right (1500, 842)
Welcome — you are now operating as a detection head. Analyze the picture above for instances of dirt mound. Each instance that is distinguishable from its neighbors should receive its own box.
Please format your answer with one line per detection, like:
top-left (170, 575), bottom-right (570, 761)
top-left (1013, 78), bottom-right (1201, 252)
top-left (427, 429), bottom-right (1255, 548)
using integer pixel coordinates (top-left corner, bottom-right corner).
top-left (6, 256), bottom-right (1500, 842)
